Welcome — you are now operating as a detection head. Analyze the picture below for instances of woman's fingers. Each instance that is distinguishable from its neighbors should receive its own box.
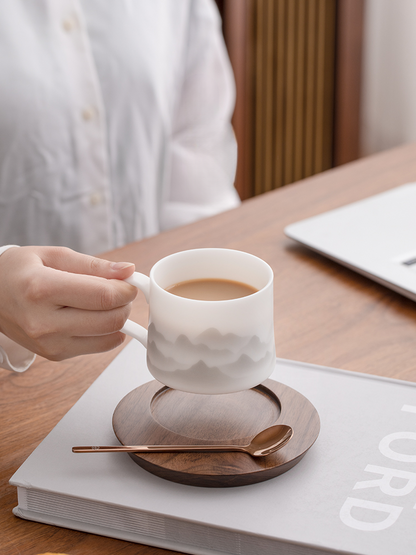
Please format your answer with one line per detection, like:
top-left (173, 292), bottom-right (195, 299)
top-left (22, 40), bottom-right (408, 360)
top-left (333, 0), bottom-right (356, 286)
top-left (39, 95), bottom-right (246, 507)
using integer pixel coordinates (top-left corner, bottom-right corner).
top-left (12, 246), bottom-right (138, 311)
top-left (23, 267), bottom-right (137, 311)
top-left (36, 246), bottom-right (136, 280)
top-left (0, 245), bottom-right (139, 361)
top-left (47, 304), bottom-right (133, 338)
top-left (30, 332), bottom-right (128, 361)
top-left (26, 303), bottom-right (133, 360)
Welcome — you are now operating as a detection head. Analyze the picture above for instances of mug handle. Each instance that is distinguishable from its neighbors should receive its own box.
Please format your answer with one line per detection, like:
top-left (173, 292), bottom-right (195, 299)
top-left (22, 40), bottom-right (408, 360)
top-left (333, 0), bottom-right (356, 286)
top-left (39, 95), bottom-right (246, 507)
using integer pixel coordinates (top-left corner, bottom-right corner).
top-left (120, 272), bottom-right (150, 348)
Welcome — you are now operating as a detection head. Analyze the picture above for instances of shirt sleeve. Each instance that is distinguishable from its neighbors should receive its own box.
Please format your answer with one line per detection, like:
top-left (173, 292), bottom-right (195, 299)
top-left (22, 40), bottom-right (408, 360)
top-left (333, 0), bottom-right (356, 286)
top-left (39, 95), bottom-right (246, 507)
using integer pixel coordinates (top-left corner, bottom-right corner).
top-left (0, 245), bottom-right (36, 372)
top-left (160, 0), bottom-right (241, 231)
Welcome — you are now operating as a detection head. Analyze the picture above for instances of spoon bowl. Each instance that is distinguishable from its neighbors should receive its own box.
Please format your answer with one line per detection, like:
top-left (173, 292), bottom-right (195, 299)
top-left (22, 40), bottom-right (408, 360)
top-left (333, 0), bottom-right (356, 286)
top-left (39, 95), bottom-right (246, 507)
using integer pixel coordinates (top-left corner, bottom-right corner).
top-left (247, 424), bottom-right (293, 457)
top-left (72, 424), bottom-right (293, 458)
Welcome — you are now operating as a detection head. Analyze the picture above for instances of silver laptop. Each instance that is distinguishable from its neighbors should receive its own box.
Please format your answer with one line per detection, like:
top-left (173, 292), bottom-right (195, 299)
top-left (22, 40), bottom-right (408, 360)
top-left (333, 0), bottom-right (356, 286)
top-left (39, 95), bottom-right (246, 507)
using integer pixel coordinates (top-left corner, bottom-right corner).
top-left (284, 182), bottom-right (416, 302)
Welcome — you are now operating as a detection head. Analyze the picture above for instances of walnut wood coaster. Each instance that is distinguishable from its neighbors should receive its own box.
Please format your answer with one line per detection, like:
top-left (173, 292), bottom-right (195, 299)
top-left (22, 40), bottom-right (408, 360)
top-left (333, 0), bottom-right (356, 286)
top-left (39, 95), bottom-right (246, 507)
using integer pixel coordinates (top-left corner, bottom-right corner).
top-left (112, 378), bottom-right (320, 487)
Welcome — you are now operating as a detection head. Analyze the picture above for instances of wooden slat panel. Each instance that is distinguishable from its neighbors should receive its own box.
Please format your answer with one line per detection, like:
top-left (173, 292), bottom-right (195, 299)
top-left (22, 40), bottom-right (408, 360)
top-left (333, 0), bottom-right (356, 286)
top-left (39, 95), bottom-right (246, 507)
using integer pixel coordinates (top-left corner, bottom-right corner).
top-left (333, 0), bottom-right (364, 166)
top-left (224, 0), bottom-right (338, 198)
top-left (304, 0), bottom-right (318, 178)
top-left (321, 1), bottom-right (337, 171)
top-left (293, 0), bottom-right (307, 183)
top-left (283, 0), bottom-right (296, 186)
top-left (314, 0), bottom-right (336, 173)
top-left (250, 0), bottom-right (336, 195)
top-left (274, 0), bottom-right (287, 193)
top-left (263, 0), bottom-right (275, 193)
top-left (314, 0), bottom-right (327, 173)
top-left (254, 0), bottom-right (265, 196)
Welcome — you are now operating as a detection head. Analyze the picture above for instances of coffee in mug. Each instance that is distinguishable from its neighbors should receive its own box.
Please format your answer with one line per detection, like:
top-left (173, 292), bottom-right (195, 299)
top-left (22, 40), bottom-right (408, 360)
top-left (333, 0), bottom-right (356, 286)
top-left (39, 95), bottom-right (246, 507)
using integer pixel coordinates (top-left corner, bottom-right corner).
top-left (166, 278), bottom-right (258, 301)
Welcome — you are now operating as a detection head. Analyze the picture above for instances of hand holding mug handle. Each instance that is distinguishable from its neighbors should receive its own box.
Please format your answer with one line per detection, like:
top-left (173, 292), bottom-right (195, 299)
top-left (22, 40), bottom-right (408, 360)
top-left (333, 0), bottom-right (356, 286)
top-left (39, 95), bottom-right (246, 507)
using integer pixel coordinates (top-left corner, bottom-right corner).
top-left (121, 272), bottom-right (150, 347)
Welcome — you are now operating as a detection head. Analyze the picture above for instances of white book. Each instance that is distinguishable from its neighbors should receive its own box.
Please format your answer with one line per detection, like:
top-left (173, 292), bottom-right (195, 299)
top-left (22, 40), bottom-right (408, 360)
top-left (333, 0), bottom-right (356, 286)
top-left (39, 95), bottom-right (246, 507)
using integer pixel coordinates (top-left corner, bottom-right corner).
top-left (10, 340), bottom-right (416, 555)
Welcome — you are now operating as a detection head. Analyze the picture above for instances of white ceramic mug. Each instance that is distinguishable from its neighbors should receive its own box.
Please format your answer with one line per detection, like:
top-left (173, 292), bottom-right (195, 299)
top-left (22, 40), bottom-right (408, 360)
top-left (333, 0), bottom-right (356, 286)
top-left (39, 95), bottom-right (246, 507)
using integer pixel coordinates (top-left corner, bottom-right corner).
top-left (121, 248), bottom-right (275, 394)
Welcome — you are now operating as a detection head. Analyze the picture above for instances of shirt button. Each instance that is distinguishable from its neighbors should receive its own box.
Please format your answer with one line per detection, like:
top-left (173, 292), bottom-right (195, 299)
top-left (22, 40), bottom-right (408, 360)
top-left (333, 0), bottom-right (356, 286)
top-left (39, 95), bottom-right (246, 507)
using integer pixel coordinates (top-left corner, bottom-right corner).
top-left (62, 17), bottom-right (77, 32)
top-left (82, 107), bottom-right (95, 121)
top-left (90, 192), bottom-right (103, 206)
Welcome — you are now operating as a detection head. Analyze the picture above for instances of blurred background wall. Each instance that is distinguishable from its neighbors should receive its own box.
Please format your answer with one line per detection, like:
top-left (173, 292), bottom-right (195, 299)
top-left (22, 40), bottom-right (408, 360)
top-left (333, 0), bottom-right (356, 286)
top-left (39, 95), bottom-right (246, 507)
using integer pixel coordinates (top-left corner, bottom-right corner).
top-left (361, 0), bottom-right (416, 157)
top-left (217, 0), bottom-right (414, 200)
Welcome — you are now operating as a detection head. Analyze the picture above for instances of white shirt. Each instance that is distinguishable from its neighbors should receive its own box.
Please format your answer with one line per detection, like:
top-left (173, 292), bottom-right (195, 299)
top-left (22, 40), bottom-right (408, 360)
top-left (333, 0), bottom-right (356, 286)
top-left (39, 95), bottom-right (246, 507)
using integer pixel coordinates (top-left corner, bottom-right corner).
top-left (0, 0), bottom-right (240, 371)
top-left (0, 0), bottom-right (239, 255)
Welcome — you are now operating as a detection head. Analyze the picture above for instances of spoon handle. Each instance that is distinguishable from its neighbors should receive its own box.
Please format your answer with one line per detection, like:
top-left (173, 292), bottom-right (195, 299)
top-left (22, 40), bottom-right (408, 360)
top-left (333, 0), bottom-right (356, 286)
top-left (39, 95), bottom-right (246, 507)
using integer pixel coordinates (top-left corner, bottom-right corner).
top-left (72, 445), bottom-right (246, 454)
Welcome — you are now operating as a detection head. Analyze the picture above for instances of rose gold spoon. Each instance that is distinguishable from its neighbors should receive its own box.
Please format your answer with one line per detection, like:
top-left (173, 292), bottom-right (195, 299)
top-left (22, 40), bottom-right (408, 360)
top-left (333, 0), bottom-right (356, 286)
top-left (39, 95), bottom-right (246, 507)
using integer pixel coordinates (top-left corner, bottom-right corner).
top-left (72, 424), bottom-right (293, 458)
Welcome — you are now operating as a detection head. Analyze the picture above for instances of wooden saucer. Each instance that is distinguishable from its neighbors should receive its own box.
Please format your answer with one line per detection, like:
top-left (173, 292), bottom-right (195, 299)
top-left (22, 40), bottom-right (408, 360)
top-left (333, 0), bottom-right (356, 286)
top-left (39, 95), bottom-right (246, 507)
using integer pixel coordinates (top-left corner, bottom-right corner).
top-left (112, 379), bottom-right (320, 487)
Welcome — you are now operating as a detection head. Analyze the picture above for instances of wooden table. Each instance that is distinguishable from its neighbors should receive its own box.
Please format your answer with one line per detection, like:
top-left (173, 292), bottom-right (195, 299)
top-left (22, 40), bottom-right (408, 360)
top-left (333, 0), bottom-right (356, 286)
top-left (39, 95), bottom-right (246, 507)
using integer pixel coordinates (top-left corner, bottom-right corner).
top-left (3, 142), bottom-right (416, 554)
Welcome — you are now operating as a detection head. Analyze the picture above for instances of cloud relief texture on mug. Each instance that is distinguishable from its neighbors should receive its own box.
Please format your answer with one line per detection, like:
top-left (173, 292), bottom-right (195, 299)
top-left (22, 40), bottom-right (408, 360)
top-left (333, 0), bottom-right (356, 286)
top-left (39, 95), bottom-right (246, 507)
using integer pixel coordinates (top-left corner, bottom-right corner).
top-left (147, 322), bottom-right (275, 394)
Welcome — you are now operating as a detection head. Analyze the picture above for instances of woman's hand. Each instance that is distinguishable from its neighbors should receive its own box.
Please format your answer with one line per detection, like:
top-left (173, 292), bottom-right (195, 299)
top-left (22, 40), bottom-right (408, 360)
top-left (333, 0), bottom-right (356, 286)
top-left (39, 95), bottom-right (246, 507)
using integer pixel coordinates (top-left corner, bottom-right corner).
top-left (0, 246), bottom-right (138, 360)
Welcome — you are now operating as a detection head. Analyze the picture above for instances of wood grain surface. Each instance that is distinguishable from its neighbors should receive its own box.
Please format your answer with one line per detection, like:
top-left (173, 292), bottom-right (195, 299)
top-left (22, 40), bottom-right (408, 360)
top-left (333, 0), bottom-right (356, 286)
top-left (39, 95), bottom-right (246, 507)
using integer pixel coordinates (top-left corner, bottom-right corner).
top-left (112, 379), bottom-right (319, 487)
top-left (3, 142), bottom-right (416, 554)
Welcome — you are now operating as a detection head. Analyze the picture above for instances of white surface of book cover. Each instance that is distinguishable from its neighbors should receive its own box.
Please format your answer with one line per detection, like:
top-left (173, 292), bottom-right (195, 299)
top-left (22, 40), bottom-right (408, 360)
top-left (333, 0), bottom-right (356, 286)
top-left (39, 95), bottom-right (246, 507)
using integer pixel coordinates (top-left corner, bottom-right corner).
top-left (10, 340), bottom-right (416, 555)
